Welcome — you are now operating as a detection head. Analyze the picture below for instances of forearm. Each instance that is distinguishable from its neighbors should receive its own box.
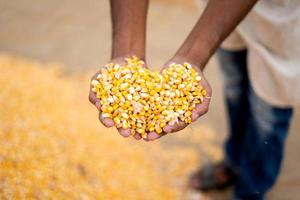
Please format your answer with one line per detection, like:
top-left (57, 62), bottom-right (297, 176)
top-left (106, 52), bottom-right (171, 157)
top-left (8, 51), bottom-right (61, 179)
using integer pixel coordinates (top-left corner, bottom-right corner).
top-left (174, 0), bottom-right (258, 70)
top-left (110, 0), bottom-right (149, 60)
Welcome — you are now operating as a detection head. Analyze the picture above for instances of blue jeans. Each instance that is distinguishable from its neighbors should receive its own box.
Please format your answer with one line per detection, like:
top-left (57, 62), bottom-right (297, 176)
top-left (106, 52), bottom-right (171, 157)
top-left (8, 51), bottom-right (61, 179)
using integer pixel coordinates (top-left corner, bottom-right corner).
top-left (217, 49), bottom-right (293, 200)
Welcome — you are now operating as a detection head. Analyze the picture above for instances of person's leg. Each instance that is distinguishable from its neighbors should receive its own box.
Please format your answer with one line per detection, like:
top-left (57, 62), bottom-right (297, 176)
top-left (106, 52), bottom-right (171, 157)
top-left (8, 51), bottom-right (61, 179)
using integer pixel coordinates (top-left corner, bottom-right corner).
top-left (233, 88), bottom-right (293, 200)
top-left (217, 48), bottom-right (249, 169)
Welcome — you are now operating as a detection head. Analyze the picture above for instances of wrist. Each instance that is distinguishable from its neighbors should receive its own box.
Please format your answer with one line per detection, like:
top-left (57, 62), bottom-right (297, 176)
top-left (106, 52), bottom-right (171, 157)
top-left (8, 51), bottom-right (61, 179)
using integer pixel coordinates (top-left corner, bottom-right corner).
top-left (174, 19), bottom-right (221, 70)
top-left (112, 33), bottom-right (146, 61)
top-left (111, 40), bottom-right (145, 60)
top-left (174, 42), bottom-right (212, 71)
top-left (111, 52), bottom-right (145, 61)
top-left (171, 52), bottom-right (207, 71)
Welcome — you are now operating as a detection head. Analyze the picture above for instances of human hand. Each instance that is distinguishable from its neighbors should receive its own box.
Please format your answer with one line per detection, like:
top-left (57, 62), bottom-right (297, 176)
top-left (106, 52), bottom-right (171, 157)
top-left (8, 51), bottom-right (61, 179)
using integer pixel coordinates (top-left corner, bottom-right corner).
top-left (146, 56), bottom-right (212, 141)
top-left (89, 56), bottom-right (147, 140)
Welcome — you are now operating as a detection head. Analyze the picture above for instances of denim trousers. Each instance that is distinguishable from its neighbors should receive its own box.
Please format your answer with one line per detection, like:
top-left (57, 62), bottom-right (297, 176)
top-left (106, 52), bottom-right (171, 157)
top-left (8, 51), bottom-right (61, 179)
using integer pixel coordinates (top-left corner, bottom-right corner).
top-left (217, 49), bottom-right (293, 200)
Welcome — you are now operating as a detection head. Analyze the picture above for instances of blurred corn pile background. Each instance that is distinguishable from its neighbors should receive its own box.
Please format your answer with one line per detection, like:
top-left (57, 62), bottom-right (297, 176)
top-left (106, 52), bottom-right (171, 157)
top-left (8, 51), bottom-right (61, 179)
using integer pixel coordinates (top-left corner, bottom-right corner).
top-left (0, 0), bottom-right (299, 199)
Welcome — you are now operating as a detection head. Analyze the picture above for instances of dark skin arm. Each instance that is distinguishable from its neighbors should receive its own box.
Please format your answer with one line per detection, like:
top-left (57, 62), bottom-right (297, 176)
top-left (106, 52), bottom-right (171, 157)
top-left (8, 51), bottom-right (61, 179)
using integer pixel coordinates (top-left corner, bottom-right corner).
top-left (110, 0), bottom-right (148, 60)
top-left (173, 0), bottom-right (258, 69)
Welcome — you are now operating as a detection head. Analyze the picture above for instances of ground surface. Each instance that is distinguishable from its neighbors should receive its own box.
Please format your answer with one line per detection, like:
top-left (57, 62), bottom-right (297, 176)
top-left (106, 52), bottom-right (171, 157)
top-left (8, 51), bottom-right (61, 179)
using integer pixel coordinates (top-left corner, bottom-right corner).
top-left (0, 0), bottom-right (299, 199)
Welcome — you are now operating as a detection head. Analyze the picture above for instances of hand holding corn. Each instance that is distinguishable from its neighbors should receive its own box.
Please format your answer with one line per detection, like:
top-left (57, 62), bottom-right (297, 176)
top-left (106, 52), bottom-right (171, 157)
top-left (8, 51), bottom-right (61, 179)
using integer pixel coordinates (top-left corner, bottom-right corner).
top-left (89, 56), bottom-right (148, 140)
top-left (147, 57), bottom-right (212, 140)
top-left (89, 56), bottom-right (211, 141)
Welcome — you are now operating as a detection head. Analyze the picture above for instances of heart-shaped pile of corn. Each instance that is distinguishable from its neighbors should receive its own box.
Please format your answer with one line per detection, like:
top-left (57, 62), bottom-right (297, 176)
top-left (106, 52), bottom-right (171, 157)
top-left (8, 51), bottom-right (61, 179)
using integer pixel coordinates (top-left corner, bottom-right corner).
top-left (91, 56), bottom-right (206, 138)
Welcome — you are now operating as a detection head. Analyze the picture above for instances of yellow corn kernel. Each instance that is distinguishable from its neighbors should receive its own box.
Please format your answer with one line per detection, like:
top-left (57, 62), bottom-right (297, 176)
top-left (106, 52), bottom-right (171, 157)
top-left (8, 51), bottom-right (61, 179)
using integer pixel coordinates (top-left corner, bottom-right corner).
top-left (121, 113), bottom-right (129, 119)
top-left (159, 121), bottom-right (166, 128)
top-left (155, 126), bottom-right (163, 134)
top-left (144, 104), bottom-right (150, 111)
top-left (122, 120), bottom-right (129, 129)
top-left (189, 104), bottom-right (196, 111)
top-left (149, 126), bottom-right (155, 132)
top-left (185, 117), bottom-right (192, 124)
top-left (102, 113), bottom-right (112, 118)
top-left (130, 129), bottom-right (136, 136)
top-left (184, 111), bottom-right (192, 117)
top-left (195, 76), bottom-right (202, 81)
top-left (91, 79), bottom-right (100, 86)
top-left (113, 117), bottom-right (121, 124)
top-left (137, 128), bottom-right (145, 134)
top-left (141, 133), bottom-right (148, 139)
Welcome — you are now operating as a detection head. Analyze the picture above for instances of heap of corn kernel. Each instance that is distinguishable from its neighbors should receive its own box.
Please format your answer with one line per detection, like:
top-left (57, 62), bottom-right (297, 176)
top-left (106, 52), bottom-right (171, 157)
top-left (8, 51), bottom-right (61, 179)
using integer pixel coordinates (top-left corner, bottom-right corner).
top-left (91, 56), bottom-right (206, 138)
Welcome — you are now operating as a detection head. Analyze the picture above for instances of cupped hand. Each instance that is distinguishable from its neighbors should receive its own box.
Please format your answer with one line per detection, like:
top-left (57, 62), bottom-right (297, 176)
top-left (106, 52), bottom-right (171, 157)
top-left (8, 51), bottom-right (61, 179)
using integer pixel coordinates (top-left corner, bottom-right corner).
top-left (146, 57), bottom-right (212, 141)
top-left (89, 56), bottom-right (147, 140)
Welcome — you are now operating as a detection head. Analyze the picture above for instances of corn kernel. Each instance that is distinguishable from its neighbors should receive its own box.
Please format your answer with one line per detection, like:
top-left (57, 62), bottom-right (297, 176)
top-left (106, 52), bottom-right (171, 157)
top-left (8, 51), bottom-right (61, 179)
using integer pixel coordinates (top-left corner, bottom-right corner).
top-left (155, 126), bottom-right (163, 134)
top-left (91, 79), bottom-right (99, 86)
top-left (195, 76), bottom-right (202, 81)
top-left (102, 113), bottom-right (112, 118)
top-left (122, 120), bottom-right (129, 129)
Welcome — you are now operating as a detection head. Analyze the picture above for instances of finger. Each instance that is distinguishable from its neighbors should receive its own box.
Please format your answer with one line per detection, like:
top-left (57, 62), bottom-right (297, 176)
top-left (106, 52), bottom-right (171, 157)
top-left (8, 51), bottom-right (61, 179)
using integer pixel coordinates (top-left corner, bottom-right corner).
top-left (163, 120), bottom-right (188, 133)
top-left (191, 95), bottom-right (211, 121)
top-left (117, 128), bottom-right (131, 138)
top-left (199, 74), bottom-right (212, 99)
top-left (191, 108), bottom-right (200, 122)
top-left (147, 132), bottom-right (166, 141)
top-left (133, 133), bottom-right (142, 140)
top-left (89, 72), bottom-right (101, 110)
top-left (99, 113), bottom-right (114, 127)
top-left (89, 88), bottom-right (100, 110)
top-left (191, 100), bottom-right (209, 122)
top-left (143, 138), bottom-right (150, 142)
top-left (191, 75), bottom-right (212, 121)
top-left (95, 101), bottom-right (101, 111)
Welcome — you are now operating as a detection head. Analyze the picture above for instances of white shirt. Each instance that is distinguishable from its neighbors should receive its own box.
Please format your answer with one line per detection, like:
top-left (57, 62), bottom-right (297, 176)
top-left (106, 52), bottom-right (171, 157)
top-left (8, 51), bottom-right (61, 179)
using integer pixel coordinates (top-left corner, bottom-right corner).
top-left (198, 0), bottom-right (300, 107)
